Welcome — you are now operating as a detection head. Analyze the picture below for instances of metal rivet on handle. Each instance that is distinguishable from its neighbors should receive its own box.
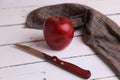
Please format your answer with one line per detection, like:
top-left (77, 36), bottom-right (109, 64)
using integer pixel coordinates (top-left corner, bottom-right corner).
top-left (53, 58), bottom-right (57, 61)
top-left (61, 62), bottom-right (64, 65)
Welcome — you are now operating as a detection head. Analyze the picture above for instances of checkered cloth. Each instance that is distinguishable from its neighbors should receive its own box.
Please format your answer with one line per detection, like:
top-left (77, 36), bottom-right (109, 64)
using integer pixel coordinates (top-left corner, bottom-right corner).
top-left (26, 3), bottom-right (120, 77)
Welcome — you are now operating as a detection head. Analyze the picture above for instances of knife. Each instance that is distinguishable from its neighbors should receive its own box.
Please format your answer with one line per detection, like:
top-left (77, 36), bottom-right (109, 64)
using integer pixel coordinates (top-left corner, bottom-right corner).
top-left (15, 44), bottom-right (91, 79)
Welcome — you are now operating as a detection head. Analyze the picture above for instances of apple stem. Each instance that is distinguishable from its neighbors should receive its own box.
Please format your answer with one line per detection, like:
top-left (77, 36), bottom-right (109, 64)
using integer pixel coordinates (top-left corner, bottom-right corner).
top-left (55, 16), bottom-right (62, 22)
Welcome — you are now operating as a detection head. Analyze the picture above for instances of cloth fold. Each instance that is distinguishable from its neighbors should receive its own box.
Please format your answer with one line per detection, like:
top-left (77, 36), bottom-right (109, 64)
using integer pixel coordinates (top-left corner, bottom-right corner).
top-left (26, 3), bottom-right (120, 77)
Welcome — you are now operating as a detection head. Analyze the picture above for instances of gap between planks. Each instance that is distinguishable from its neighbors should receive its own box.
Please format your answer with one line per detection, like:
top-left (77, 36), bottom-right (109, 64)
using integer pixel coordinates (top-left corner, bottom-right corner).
top-left (0, 54), bottom-right (94, 70)
top-left (0, 12), bottom-right (120, 27)
top-left (90, 75), bottom-right (119, 80)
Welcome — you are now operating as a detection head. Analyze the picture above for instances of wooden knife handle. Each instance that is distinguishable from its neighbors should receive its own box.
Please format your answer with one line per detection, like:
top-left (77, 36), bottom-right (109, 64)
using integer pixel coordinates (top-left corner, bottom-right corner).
top-left (45, 55), bottom-right (91, 79)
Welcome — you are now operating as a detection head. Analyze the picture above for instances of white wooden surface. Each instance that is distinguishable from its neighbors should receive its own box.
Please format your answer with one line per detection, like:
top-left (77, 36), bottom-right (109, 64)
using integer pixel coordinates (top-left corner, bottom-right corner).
top-left (0, 0), bottom-right (120, 80)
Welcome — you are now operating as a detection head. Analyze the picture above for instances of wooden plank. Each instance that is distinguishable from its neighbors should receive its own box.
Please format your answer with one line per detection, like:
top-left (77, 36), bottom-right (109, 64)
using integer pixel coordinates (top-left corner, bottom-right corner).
top-left (0, 0), bottom-right (94, 9)
top-left (82, 0), bottom-right (120, 15)
top-left (0, 7), bottom-right (38, 26)
top-left (0, 55), bottom-right (117, 80)
top-left (0, 37), bottom-right (94, 67)
top-left (0, 25), bottom-right (44, 45)
top-left (0, 0), bottom-right (120, 26)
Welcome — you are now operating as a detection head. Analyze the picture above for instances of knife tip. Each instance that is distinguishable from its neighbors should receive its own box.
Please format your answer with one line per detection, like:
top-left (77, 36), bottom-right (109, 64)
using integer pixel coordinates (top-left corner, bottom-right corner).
top-left (14, 44), bottom-right (20, 46)
top-left (14, 44), bottom-right (24, 48)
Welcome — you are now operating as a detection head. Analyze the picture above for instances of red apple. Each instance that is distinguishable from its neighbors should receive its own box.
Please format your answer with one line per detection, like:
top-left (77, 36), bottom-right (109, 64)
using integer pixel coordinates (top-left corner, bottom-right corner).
top-left (43, 16), bottom-right (74, 50)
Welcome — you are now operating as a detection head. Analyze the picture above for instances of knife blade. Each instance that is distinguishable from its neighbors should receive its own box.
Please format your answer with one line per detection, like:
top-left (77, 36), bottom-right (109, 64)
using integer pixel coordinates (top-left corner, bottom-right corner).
top-left (15, 44), bottom-right (91, 79)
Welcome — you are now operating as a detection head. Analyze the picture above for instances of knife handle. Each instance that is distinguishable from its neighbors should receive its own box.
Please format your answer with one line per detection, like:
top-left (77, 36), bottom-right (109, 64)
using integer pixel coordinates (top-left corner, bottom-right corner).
top-left (45, 55), bottom-right (91, 79)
